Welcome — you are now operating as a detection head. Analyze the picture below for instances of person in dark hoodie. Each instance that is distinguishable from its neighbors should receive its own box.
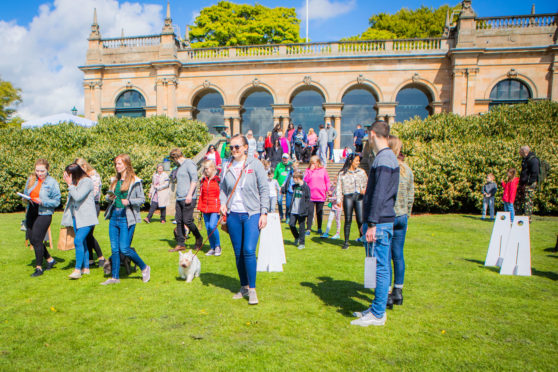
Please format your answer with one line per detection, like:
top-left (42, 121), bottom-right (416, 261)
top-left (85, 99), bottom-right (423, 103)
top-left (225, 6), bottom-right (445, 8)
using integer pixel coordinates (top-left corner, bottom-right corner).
top-left (517, 145), bottom-right (540, 222)
top-left (288, 170), bottom-right (311, 250)
top-left (481, 173), bottom-right (498, 220)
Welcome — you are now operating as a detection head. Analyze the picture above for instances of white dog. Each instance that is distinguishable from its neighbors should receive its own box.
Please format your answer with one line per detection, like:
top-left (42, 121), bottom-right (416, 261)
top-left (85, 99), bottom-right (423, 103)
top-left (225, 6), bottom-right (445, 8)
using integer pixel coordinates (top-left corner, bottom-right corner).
top-left (178, 250), bottom-right (201, 283)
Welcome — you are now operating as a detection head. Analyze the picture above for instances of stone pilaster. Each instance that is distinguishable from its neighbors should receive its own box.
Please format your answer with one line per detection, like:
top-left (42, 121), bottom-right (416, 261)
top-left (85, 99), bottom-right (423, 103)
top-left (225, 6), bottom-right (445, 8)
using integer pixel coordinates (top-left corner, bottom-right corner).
top-left (375, 102), bottom-right (397, 124)
top-left (222, 105), bottom-right (242, 135)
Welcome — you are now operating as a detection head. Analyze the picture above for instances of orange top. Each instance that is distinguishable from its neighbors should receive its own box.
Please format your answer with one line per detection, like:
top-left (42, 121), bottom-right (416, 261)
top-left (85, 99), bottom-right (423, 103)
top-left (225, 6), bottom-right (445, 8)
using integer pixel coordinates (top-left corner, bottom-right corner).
top-left (29, 178), bottom-right (43, 200)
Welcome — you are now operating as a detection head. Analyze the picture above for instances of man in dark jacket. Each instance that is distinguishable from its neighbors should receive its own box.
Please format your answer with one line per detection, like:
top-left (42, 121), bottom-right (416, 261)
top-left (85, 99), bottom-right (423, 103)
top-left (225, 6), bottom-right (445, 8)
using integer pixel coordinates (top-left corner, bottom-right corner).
top-left (517, 145), bottom-right (540, 221)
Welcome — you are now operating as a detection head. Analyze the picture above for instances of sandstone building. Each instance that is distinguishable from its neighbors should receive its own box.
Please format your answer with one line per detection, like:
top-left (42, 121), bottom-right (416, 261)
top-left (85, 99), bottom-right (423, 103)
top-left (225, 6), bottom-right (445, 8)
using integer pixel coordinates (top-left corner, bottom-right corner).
top-left (80, 0), bottom-right (557, 148)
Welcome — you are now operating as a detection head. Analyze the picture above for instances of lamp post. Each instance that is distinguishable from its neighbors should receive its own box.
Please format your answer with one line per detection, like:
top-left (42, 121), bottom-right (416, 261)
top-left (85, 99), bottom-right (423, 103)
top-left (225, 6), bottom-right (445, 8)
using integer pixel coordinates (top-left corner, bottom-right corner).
top-left (71, 106), bottom-right (78, 116)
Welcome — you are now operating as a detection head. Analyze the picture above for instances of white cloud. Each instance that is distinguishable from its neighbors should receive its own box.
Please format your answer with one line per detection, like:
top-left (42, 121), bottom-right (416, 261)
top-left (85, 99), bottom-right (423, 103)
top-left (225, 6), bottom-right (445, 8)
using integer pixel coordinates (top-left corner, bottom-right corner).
top-left (0, 0), bottom-right (163, 121)
top-left (299, 0), bottom-right (357, 22)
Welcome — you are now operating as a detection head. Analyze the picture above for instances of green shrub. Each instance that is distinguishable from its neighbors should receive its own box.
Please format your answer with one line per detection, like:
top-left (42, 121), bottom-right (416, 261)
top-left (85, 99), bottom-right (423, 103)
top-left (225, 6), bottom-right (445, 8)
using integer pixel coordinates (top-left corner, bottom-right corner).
top-left (392, 100), bottom-right (558, 214)
top-left (0, 116), bottom-right (211, 212)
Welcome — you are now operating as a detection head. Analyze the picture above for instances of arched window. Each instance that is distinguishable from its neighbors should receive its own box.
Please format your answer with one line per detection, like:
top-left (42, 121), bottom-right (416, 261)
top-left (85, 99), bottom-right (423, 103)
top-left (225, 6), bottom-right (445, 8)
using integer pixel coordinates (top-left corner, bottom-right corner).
top-left (240, 90), bottom-right (274, 138)
top-left (115, 90), bottom-right (146, 117)
top-left (290, 89), bottom-right (325, 135)
top-left (341, 88), bottom-right (377, 148)
top-left (489, 79), bottom-right (530, 108)
top-left (395, 85), bottom-right (432, 123)
top-left (193, 90), bottom-right (224, 134)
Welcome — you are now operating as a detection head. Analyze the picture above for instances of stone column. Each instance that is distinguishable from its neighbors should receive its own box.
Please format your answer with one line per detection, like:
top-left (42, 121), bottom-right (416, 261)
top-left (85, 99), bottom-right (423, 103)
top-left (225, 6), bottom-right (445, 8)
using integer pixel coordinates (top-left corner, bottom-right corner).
top-left (375, 102), bottom-right (397, 124)
top-left (272, 104), bottom-right (291, 132)
top-left (222, 105), bottom-right (242, 134)
top-left (334, 116), bottom-right (341, 149)
top-left (451, 69), bottom-right (466, 115)
top-left (167, 78), bottom-right (177, 118)
top-left (549, 51), bottom-right (558, 102)
top-left (84, 83), bottom-right (94, 120)
top-left (156, 79), bottom-right (166, 115)
top-left (233, 117), bottom-right (241, 135)
top-left (94, 81), bottom-right (102, 118)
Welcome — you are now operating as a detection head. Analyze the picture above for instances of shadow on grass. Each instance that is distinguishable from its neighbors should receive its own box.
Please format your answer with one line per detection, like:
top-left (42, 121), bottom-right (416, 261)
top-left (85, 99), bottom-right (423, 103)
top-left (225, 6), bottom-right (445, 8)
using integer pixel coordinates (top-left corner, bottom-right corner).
top-left (531, 268), bottom-right (558, 281)
top-left (200, 272), bottom-right (239, 293)
top-left (543, 247), bottom-right (558, 253)
top-left (27, 256), bottom-right (66, 267)
top-left (462, 215), bottom-right (493, 222)
top-left (463, 258), bottom-right (500, 273)
top-left (159, 239), bottom-right (177, 248)
top-left (301, 276), bottom-right (371, 317)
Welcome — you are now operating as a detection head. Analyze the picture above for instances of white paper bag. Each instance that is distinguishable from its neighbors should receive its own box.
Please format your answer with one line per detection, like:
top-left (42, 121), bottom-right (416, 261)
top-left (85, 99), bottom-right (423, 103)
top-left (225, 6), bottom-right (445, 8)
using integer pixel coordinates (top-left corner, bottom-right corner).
top-left (364, 256), bottom-right (377, 289)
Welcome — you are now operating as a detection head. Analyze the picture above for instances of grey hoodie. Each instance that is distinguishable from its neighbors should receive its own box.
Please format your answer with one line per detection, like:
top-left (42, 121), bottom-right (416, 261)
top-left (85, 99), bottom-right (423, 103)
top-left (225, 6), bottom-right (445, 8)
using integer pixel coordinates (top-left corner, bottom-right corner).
top-left (220, 156), bottom-right (270, 216)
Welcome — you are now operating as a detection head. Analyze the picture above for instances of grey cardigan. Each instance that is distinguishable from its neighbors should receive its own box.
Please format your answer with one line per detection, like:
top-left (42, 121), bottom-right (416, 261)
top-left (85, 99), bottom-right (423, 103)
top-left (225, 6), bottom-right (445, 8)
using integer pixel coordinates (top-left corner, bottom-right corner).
top-left (105, 177), bottom-right (145, 227)
top-left (220, 156), bottom-right (269, 216)
top-left (61, 177), bottom-right (99, 229)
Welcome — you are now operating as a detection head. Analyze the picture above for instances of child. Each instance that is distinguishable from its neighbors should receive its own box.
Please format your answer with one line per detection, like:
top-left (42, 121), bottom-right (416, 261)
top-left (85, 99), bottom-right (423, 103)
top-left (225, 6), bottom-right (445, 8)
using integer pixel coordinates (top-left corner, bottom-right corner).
top-left (257, 136), bottom-right (265, 160)
top-left (267, 170), bottom-right (281, 213)
top-left (501, 168), bottom-right (519, 222)
top-left (198, 160), bottom-right (222, 256)
top-left (282, 161), bottom-right (299, 224)
top-left (482, 173), bottom-right (498, 220)
top-left (341, 146), bottom-right (353, 162)
top-left (261, 159), bottom-right (271, 174)
top-left (321, 181), bottom-right (341, 239)
top-left (289, 170), bottom-right (311, 250)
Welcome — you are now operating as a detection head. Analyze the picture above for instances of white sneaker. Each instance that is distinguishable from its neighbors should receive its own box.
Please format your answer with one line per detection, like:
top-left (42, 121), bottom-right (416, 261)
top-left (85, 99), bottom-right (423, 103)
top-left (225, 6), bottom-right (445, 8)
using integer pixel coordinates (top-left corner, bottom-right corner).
top-left (248, 288), bottom-right (259, 305)
top-left (205, 249), bottom-right (215, 256)
top-left (297, 244), bottom-right (305, 250)
top-left (350, 312), bottom-right (387, 327)
top-left (233, 287), bottom-right (249, 299)
top-left (332, 234), bottom-right (340, 239)
top-left (214, 247), bottom-right (222, 256)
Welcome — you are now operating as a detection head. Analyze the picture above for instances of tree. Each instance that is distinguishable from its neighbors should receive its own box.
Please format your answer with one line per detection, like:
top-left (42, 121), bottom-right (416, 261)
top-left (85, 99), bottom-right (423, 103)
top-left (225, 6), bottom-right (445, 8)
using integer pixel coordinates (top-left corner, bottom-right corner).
top-left (190, 1), bottom-right (302, 48)
top-left (345, 4), bottom-right (461, 41)
top-left (0, 78), bottom-right (22, 127)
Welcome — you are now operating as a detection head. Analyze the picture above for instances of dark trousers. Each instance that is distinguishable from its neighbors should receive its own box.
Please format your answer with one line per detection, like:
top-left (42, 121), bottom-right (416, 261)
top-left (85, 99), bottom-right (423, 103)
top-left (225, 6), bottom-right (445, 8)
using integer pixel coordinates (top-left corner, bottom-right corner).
top-left (146, 201), bottom-right (166, 222)
top-left (355, 143), bottom-right (363, 153)
top-left (26, 204), bottom-right (52, 267)
top-left (289, 214), bottom-right (307, 245)
top-left (343, 193), bottom-right (364, 243)
top-left (175, 200), bottom-right (202, 247)
top-left (87, 202), bottom-right (103, 260)
top-left (294, 144), bottom-right (304, 161)
top-left (307, 201), bottom-right (324, 232)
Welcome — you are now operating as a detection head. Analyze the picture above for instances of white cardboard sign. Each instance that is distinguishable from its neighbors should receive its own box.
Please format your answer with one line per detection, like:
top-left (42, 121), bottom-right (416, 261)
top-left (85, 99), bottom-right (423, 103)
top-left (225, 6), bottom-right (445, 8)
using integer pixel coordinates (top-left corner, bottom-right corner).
top-left (499, 216), bottom-right (531, 276)
top-left (257, 213), bottom-right (286, 272)
top-left (484, 212), bottom-right (512, 267)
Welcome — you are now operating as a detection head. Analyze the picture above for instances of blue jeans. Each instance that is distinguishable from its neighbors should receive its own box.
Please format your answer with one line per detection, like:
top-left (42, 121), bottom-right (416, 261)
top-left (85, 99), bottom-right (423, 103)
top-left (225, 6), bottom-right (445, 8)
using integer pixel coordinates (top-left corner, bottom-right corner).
top-left (109, 208), bottom-right (146, 279)
top-left (278, 192), bottom-right (293, 220)
top-left (482, 197), bottom-right (495, 219)
top-left (227, 212), bottom-right (260, 288)
top-left (203, 212), bottom-right (221, 250)
top-left (390, 215), bottom-right (408, 287)
top-left (327, 142), bottom-right (334, 160)
top-left (72, 217), bottom-right (93, 270)
top-left (503, 202), bottom-right (515, 222)
top-left (363, 222), bottom-right (393, 318)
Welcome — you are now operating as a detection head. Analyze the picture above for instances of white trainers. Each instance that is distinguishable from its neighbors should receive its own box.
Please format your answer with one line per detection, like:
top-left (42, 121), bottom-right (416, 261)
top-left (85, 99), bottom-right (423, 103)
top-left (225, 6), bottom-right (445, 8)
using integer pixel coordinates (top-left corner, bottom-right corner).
top-left (214, 247), bottom-right (222, 256)
top-left (248, 288), bottom-right (259, 305)
top-left (350, 312), bottom-right (387, 327)
top-left (100, 278), bottom-right (120, 285)
top-left (205, 249), bottom-right (215, 256)
top-left (297, 244), bottom-right (305, 250)
top-left (332, 234), bottom-right (340, 239)
top-left (233, 287), bottom-right (249, 299)
top-left (142, 265), bottom-right (151, 283)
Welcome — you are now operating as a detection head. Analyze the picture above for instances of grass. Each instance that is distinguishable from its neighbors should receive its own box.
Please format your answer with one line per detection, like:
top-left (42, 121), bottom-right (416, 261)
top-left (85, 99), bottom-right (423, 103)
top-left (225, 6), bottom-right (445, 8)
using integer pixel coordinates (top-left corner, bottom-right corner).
top-left (0, 212), bottom-right (557, 371)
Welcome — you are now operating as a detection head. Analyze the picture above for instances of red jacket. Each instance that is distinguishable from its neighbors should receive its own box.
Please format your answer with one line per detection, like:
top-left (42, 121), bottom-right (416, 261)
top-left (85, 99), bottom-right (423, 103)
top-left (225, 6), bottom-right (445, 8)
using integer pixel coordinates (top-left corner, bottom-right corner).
top-left (264, 136), bottom-right (273, 149)
top-left (198, 176), bottom-right (221, 213)
top-left (502, 177), bottom-right (519, 203)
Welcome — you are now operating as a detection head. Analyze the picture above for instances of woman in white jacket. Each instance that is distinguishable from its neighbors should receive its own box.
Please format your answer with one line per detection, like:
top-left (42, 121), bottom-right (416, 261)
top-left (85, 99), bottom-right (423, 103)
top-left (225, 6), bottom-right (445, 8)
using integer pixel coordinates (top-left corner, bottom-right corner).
top-left (62, 163), bottom-right (99, 279)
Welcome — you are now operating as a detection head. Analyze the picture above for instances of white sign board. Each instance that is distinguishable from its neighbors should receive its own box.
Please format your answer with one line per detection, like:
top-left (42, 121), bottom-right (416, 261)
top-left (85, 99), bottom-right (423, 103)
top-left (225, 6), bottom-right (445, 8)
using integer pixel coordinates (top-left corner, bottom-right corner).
top-left (257, 213), bottom-right (286, 272)
top-left (500, 216), bottom-right (531, 276)
top-left (485, 212), bottom-right (512, 267)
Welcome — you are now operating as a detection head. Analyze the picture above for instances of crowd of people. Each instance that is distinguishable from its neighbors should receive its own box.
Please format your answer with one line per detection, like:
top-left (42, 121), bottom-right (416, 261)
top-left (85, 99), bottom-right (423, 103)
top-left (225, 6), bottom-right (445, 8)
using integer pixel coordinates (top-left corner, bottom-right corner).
top-left (20, 119), bottom-right (541, 327)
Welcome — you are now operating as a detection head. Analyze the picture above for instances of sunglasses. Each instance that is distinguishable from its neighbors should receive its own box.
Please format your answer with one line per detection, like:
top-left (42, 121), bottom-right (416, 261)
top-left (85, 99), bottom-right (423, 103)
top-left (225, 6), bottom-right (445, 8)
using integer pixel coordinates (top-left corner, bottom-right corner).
top-left (229, 144), bottom-right (242, 151)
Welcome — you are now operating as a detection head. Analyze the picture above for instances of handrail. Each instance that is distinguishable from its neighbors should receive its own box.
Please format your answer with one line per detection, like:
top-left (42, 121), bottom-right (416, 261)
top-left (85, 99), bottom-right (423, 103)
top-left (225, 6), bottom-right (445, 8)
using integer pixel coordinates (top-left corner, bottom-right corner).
top-left (476, 13), bottom-right (557, 29)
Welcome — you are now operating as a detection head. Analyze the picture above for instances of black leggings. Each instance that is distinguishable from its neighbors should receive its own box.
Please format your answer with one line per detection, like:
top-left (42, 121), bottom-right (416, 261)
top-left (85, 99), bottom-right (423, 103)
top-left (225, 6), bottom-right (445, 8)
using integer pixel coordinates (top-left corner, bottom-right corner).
top-left (307, 201), bottom-right (324, 232)
top-left (146, 201), bottom-right (167, 222)
top-left (26, 204), bottom-right (52, 268)
top-left (343, 193), bottom-right (364, 243)
top-left (87, 202), bottom-right (103, 259)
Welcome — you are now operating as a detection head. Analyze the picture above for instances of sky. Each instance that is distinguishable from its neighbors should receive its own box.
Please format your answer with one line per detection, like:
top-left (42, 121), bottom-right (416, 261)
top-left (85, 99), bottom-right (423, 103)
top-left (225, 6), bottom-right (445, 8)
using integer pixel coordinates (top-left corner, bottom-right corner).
top-left (1, 0), bottom-right (556, 121)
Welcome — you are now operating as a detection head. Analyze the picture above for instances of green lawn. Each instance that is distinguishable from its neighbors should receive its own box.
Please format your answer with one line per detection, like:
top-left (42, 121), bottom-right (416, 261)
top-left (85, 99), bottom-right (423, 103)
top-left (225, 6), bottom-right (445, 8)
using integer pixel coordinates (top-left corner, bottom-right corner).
top-left (0, 212), bottom-right (556, 371)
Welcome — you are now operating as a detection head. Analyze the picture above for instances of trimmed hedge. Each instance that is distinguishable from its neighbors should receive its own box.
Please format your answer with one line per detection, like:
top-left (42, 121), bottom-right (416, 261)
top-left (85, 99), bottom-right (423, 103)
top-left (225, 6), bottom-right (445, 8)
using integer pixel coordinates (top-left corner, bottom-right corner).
top-left (392, 100), bottom-right (558, 214)
top-left (0, 116), bottom-right (211, 213)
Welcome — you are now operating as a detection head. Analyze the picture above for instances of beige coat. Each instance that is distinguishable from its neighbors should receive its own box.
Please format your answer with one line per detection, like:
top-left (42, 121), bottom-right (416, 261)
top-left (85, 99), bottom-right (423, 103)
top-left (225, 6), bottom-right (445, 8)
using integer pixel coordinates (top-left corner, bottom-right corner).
top-left (149, 171), bottom-right (170, 207)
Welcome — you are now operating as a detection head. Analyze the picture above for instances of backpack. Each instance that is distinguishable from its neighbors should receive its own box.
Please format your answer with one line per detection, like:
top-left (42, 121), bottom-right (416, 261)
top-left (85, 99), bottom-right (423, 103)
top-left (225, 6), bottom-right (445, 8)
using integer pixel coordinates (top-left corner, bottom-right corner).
top-left (294, 132), bottom-right (304, 145)
top-left (539, 158), bottom-right (550, 185)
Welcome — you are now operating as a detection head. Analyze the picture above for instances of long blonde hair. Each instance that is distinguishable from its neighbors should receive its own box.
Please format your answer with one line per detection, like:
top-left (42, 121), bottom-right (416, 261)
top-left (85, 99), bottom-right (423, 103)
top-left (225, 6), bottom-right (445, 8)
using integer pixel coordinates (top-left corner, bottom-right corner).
top-left (75, 157), bottom-right (95, 175)
top-left (28, 159), bottom-right (50, 186)
top-left (110, 154), bottom-right (136, 192)
top-left (388, 135), bottom-right (407, 177)
top-left (308, 155), bottom-right (323, 169)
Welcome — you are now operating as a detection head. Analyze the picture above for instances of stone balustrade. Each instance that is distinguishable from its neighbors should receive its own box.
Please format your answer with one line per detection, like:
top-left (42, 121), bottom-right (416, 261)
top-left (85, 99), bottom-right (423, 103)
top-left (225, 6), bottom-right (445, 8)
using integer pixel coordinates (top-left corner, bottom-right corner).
top-left (102, 35), bottom-right (161, 48)
top-left (476, 13), bottom-right (557, 30)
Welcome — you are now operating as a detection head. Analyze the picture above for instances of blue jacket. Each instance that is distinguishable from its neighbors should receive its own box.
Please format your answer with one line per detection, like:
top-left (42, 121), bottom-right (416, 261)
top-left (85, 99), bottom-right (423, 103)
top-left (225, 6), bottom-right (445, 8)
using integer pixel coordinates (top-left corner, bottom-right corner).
top-left (291, 130), bottom-right (307, 146)
top-left (24, 175), bottom-right (61, 215)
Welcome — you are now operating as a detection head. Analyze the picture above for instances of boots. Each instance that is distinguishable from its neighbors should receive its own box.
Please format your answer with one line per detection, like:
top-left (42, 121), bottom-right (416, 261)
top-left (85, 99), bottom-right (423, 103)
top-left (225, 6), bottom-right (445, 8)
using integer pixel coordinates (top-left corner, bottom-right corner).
top-left (386, 293), bottom-right (394, 310)
top-left (392, 287), bottom-right (403, 306)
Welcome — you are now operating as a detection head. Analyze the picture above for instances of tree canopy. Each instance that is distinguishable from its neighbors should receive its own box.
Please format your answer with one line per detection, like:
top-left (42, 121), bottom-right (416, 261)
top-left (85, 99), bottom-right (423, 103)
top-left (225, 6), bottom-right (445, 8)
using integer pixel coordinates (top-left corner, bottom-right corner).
top-left (344, 4), bottom-right (461, 41)
top-left (189, 1), bottom-right (302, 48)
top-left (0, 78), bottom-right (21, 127)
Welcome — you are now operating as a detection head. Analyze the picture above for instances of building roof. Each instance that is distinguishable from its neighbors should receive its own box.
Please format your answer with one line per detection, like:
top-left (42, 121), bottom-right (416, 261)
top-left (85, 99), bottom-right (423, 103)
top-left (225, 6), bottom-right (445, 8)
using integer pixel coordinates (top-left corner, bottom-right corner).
top-left (22, 113), bottom-right (97, 128)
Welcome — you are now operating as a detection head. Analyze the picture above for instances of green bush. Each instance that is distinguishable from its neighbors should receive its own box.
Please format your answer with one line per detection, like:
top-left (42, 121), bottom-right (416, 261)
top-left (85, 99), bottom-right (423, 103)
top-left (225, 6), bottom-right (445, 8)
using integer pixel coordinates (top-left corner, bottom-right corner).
top-left (0, 116), bottom-right (211, 212)
top-left (392, 100), bottom-right (558, 214)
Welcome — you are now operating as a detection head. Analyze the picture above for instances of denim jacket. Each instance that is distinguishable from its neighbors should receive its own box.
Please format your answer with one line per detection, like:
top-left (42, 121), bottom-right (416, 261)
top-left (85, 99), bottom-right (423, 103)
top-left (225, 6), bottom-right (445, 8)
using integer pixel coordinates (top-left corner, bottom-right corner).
top-left (24, 175), bottom-right (61, 215)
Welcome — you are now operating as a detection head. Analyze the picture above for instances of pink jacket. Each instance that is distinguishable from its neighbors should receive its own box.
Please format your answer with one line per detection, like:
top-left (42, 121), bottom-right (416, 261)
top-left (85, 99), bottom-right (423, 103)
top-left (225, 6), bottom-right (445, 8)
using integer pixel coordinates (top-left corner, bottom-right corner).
top-left (280, 137), bottom-right (289, 154)
top-left (304, 167), bottom-right (330, 202)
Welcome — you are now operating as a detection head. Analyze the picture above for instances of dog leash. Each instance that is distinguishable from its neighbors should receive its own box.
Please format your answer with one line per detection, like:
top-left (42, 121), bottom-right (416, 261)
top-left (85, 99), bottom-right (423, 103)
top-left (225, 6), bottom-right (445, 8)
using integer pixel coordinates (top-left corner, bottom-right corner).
top-left (191, 159), bottom-right (246, 258)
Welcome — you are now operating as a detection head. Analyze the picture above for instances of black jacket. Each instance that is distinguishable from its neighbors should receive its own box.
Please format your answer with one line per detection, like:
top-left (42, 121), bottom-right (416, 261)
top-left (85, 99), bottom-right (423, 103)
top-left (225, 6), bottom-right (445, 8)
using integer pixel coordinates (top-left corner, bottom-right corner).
top-left (291, 182), bottom-right (311, 217)
top-left (269, 146), bottom-right (284, 168)
top-left (520, 152), bottom-right (540, 185)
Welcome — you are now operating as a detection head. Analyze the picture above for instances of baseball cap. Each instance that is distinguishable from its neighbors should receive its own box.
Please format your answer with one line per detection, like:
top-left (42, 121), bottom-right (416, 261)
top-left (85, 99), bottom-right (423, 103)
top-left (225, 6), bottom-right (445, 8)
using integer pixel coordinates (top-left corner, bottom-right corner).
top-left (282, 153), bottom-right (289, 158)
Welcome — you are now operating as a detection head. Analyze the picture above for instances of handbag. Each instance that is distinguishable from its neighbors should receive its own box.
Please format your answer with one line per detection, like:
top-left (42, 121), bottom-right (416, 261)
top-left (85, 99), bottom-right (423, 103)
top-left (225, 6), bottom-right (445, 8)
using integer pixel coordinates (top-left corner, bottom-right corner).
top-left (364, 240), bottom-right (377, 289)
top-left (220, 162), bottom-right (247, 234)
top-left (57, 226), bottom-right (75, 251)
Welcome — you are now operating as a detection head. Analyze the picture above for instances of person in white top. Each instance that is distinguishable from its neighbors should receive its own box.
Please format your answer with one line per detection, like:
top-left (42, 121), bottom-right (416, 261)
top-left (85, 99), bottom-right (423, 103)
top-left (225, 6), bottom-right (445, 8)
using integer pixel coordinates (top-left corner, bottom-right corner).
top-left (267, 170), bottom-right (281, 213)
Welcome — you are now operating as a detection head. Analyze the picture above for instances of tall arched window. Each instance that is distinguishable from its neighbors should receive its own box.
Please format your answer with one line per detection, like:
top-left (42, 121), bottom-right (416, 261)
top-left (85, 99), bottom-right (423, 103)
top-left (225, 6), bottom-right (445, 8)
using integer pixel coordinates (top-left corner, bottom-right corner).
top-left (395, 85), bottom-right (432, 123)
top-left (489, 79), bottom-right (531, 108)
top-left (290, 89), bottom-right (325, 135)
top-left (193, 90), bottom-right (224, 134)
top-left (341, 88), bottom-right (377, 148)
top-left (115, 90), bottom-right (146, 117)
top-left (240, 89), bottom-right (274, 138)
